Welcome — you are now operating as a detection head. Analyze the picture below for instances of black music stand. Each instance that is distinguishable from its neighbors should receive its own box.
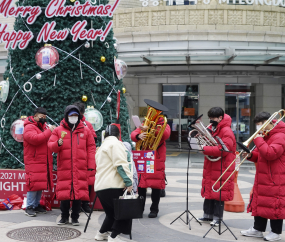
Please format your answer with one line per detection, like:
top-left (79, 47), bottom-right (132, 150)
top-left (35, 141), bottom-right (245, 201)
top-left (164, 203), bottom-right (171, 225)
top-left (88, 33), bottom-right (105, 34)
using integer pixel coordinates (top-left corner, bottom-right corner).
top-left (203, 138), bottom-right (237, 240)
top-left (170, 137), bottom-right (202, 230)
top-left (84, 194), bottom-right (98, 233)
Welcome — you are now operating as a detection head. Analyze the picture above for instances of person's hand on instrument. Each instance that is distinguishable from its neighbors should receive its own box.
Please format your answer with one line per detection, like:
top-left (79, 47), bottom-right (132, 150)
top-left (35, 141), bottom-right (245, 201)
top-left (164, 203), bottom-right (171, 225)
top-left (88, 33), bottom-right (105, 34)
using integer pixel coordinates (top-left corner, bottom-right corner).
top-left (124, 185), bottom-right (133, 193)
top-left (199, 144), bottom-right (205, 154)
top-left (255, 134), bottom-right (263, 139)
top-left (139, 125), bottom-right (148, 132)
top-left (58, 138), bottom-right (63, 146)
top-left (49, 125), bottom-right (56, 132)
top-left (242, 152), bottom-right (252, 159)
top-left (138, 132), bottom-right (147, 140)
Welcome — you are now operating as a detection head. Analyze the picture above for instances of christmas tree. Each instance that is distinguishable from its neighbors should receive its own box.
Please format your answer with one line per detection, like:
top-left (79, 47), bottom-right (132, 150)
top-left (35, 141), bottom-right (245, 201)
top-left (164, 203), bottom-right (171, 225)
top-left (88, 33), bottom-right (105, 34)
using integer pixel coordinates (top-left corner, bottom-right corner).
top-left (0, 0), bottom-right (130, 169)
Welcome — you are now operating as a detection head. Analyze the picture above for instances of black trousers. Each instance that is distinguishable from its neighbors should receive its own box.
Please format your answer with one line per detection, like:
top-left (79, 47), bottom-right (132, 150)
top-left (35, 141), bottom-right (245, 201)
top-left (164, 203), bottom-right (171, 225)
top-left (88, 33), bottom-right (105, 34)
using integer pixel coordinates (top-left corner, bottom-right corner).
top-left (254, 216), bottom-right (283, 234)
top-left (138, 187), bottom-right (161, 213)
top-left (97, 189), bottom-right (132, 235)
top-left (60, 200), bottom-right (81, 220)
top-left (203, 199), bottom-right (224, 220)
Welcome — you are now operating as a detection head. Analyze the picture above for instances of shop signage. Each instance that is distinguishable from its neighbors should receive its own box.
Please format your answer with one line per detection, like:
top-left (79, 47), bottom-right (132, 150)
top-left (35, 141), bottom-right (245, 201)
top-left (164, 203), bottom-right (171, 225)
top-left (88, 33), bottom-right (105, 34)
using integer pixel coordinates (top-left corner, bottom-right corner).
top-left (0, 0), bottom-right (121, 49)
top-left (139, 0), bottom-right (285, 7)
top-left (184, 107), bottom-right (195, 116)
top-left (241, 108), bottom-right (251, 116)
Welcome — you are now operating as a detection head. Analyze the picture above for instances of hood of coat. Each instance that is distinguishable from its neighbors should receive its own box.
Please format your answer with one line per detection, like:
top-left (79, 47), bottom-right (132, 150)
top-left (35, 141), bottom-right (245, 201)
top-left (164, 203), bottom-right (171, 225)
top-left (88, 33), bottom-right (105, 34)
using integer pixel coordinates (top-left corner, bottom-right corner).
top-left (212, 114), bottom-right (232, 136)
top-left (24, 116), bottom-right (46, 131)
top-left (60, 105), bottom-right (83, 131)
top-left (265, 120), bottom-right (285, 138)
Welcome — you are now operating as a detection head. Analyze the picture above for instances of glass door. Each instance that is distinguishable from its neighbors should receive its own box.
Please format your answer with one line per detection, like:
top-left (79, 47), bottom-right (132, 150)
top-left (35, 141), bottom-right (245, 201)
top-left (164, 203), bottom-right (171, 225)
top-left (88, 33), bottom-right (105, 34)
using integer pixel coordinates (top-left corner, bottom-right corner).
top-left (225, 85), bottom-right (255, 144)
top-left (163, 85), bottom-right (199, 149)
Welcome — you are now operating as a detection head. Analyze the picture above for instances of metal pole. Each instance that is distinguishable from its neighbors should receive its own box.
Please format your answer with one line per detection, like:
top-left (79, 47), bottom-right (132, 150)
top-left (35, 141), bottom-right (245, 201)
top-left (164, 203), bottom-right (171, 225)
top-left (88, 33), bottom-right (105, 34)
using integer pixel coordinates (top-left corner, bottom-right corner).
top-left (179, 94), bottom-right (181, 150)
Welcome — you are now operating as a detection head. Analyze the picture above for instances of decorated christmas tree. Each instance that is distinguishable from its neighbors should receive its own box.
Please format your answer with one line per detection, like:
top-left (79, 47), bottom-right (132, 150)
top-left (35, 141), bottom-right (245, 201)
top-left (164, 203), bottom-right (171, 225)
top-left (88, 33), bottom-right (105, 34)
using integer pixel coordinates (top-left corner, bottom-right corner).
top-left (0, 0), bottom-right (130, 169)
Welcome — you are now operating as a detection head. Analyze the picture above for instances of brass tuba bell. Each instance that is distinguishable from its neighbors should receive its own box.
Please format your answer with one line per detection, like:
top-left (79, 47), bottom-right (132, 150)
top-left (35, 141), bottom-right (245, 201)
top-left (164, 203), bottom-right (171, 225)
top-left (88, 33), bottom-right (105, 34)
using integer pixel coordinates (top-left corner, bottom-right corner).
top-left (136, 99), bottom-right (168, 151)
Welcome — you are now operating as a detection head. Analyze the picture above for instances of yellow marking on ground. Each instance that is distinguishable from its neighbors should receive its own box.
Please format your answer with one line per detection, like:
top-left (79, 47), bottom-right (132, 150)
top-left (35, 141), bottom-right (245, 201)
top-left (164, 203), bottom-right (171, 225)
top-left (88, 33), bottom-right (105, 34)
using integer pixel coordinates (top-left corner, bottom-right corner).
top-left (166, 152), bottom-right (181, 157)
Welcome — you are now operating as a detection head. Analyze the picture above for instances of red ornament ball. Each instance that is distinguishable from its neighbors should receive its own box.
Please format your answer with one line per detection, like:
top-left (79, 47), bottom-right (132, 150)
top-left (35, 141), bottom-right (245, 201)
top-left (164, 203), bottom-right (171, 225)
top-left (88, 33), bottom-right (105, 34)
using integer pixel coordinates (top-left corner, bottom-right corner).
top-left (10, 116), bottom-right (27, 142)
top-left (35, 44), bottom-right (59, 70)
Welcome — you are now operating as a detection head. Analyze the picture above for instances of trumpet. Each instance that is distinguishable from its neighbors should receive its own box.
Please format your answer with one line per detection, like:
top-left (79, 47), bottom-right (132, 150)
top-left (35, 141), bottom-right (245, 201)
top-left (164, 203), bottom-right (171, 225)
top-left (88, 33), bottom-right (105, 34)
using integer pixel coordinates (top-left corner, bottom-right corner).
top-left (212, 109), bottom-right (285, 193)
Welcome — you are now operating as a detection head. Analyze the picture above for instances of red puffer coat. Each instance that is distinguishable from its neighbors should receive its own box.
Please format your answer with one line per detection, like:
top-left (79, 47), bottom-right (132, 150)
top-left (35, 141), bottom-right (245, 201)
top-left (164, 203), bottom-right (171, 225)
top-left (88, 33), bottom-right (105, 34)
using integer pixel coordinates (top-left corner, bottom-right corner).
top-left (131, 118), bottom-right (171, 189)
top-left (23, 116), bottom-right (54, 192)
top-left (247, 121), bottom-right (285, 220)
top-left (202, 114), bottom-right (236, 201)
top-left (82, 116), bottom-right (97, 186)
top-left (48, 119), bottom-right (96, 201)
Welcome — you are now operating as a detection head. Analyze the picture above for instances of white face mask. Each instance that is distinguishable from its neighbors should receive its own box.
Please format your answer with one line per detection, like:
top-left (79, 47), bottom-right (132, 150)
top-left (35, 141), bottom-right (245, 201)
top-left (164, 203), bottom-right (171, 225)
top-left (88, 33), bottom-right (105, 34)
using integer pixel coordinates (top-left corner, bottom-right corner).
top-left (68, 116), bottom-right (78, 124)
top-left (256, 124), bottom-right (262, 131)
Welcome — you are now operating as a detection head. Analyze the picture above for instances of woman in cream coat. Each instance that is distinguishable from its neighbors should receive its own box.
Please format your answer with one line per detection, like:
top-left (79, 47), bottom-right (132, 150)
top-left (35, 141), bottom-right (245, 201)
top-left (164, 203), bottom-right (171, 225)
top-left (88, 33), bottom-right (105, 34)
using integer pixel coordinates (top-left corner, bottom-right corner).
top-left (94, 124), bottom-right (133, 242)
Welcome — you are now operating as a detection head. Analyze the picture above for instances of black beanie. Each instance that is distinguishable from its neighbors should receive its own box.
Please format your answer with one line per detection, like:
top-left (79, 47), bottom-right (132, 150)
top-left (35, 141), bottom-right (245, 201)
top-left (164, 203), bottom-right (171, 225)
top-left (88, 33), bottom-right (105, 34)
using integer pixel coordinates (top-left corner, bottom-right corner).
top-left (34, 107), bottom-right (47, 115)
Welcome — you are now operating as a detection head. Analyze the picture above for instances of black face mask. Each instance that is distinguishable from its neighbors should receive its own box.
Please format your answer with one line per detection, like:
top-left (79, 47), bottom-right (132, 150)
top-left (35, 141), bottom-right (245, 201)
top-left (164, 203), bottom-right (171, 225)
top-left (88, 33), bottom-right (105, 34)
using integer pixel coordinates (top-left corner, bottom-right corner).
top-left (38, 118), bottom-right (46, 124)
top-left (210, 120), bottom-right (219, 127)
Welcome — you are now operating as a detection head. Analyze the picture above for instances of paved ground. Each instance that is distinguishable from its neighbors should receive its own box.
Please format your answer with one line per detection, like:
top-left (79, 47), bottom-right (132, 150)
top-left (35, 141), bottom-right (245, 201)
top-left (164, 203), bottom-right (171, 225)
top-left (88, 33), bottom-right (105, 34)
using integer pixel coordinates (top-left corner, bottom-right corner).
top-left (0, 152), bottom-right (281, 242)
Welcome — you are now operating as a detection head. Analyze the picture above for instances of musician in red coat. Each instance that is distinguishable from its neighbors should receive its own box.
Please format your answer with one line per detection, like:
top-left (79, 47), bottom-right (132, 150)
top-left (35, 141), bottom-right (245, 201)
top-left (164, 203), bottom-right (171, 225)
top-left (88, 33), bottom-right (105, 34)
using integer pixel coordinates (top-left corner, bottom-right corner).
top-left (241, 112), bottom-right (285, 241)
top-left (73, 102), bottom-right (97, 213)
top-left (23, 107), bottom-right (55, 217)
top-left (48, 105), bottom-right (96, 226)
top-left (197, 107), bottom-right (236, 226)
top-left (131, 113), bottom-right (170, 218)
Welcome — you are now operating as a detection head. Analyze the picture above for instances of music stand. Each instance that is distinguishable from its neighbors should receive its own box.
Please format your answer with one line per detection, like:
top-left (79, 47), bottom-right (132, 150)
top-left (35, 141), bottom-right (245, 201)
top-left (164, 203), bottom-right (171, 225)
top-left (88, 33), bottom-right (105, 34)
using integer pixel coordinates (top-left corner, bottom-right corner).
top-left (84, 194), bottom-right (98, 233)
top-left (170, 136), bottom-right (202, 230)
top-left (203, 138), bottom-right (237, 240)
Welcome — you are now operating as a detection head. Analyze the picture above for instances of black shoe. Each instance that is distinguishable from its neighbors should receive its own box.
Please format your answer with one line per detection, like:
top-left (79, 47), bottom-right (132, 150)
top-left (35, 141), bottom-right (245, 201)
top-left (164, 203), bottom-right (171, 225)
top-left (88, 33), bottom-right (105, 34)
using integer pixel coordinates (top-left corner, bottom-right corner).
top-left (34, 205), bottom-right (47, 214)
top-left (197, 217), bottom-right (213, 223)
top-left (57, 218), bottom-right (69, 225)
top-left (72, 218), bottom-right (79, 226)
top-left (25, 206), bottom-right (36, 217)
top-left (148, 211), bottom-right (158, 218)
top-left (81, 202), bottom-right (91, 213)
top-left (160, 189), bottom-right (166, 197)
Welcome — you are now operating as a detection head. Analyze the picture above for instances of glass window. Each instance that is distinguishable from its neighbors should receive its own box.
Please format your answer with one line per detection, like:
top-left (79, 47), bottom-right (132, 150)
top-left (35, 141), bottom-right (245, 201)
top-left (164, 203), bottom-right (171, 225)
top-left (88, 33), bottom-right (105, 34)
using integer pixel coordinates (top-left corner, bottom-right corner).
top-left (225, 84), bottom-right (255, 146)
top-left (163, 85), bottom-right (198, 149)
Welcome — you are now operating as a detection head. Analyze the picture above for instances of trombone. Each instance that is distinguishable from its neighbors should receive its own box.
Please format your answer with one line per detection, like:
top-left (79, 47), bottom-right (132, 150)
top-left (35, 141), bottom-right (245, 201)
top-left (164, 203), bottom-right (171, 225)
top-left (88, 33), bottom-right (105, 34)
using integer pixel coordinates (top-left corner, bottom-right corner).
top-left (212, 109), bottom-right (285, 193)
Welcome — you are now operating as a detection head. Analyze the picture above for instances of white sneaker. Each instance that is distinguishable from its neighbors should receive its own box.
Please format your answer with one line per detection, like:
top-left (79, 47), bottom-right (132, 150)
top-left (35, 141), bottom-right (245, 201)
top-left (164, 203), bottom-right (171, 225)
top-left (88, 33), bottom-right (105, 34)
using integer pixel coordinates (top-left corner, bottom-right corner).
top-left (210, 220), bottom-right (220, 227)
top-left (108, 235), bottom-right (125, 242)
top-left (94, 231), bottom-right (109, 241)
top-left (264, 231), bottom-right (281, 241)
top-left (240, 227), bottom-right (263, 238)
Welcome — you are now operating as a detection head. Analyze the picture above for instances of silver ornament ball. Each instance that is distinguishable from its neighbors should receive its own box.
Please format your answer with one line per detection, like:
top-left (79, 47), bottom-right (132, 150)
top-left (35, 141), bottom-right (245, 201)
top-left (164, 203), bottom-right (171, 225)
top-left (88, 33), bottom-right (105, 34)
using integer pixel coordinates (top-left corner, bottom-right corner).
top-left (36, 73), bottom-right (41, 80)
top-left (85, 42), bottom-right (90, 48)
top-left (107, 97), bottom-right (112, 103)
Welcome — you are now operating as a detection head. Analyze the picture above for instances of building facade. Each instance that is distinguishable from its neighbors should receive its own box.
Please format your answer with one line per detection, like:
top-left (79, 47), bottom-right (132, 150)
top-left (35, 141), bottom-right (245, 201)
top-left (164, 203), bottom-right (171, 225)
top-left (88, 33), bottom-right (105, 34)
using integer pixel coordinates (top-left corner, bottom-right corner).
top-left (113, 0), bottom-right (285, 148)
top-left (1, 0), bottom-right (285, 149)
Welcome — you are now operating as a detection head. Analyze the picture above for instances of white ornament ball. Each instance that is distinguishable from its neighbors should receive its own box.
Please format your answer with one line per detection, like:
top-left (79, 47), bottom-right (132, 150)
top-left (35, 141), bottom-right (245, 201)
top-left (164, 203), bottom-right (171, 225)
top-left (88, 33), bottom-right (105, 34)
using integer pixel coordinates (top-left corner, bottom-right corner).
top-left (36, 73), bottom-right (41, 80)
top-left (107, 97), bottom-right (112, 103)
top-left (85, 42), bottom-right (90, 48)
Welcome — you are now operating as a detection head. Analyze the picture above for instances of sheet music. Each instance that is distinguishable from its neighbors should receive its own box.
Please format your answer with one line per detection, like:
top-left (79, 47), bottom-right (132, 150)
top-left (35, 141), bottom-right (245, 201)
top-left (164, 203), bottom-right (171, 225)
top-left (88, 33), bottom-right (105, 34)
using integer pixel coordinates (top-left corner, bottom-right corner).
top-left (188, 137), bottom-right (202, 151)
top-left (132, 115), bottom-right (141, 128)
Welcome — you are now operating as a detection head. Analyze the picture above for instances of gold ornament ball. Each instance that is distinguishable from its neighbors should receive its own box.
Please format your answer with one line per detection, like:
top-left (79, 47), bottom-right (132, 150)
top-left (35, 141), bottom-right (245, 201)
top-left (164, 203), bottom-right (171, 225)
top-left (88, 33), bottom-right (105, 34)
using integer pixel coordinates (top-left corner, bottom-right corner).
top-left (82, 95), bottom-right (88, 102)
top-left (122, 87), bottom-right (126, 94)
top-left (70, 0), bottom-right (75, 2)
top-left (101, 56), bottom-right (106, 62)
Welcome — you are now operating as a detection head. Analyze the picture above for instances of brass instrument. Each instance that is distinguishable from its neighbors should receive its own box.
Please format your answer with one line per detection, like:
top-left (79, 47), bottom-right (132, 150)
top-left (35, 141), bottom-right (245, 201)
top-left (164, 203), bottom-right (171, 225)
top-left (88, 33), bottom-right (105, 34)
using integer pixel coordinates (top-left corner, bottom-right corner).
top-left (136, 100), bottom-right (168, 151)
top-left (189, 115), bottom-right (221, 162)
top-left (212, 109), bottom-right (285, 193)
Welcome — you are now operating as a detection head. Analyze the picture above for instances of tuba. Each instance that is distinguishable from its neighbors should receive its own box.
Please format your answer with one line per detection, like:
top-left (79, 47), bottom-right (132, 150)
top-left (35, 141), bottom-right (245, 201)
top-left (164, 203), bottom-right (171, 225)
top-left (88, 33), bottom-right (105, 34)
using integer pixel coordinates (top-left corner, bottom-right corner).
top-left (136, 99), bottom-right (168, 151)
top-left (189, 114), bottom-right (221, 162)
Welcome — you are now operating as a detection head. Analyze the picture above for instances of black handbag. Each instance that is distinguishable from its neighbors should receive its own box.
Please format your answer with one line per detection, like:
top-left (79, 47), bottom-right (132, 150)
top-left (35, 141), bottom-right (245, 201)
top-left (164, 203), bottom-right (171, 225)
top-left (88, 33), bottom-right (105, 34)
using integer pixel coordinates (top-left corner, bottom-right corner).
top-left (113, 191), bottom-right (144, 220)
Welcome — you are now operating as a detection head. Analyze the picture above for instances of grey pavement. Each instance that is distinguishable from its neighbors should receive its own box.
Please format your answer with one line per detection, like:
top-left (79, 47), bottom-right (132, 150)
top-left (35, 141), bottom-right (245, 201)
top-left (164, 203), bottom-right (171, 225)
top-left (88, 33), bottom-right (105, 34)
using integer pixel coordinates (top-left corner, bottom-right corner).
top-left (0, 152), bottom-right (282, 242)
